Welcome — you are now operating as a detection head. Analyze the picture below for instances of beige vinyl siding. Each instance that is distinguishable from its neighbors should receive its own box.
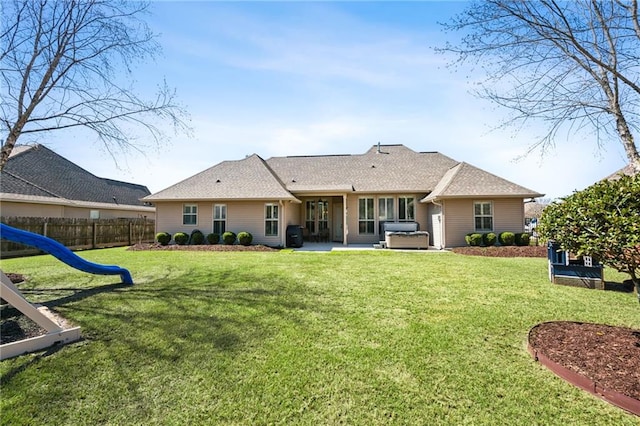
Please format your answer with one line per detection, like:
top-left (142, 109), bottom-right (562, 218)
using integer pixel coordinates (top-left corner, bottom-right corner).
top-left (442, 198), bottom-right (526, 248)
top-left (155, 202), bottom-right (199, 236)
top-left (493, 199), bottom-right (526, 235)
top-left (1, 201), bottom-right (64, 218)
top-left (1, 201), bottom-right (153, 220)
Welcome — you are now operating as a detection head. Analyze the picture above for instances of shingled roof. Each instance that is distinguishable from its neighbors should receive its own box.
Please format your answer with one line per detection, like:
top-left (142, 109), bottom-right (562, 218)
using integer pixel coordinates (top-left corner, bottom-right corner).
top-left (144, 154), bottom-right (297, 202)
top-left (422, 162), bottom-right (542, 201)
top-left (144, 144), bottom-right (543, 201)
top-left (1, 144), bottom-right (151, 206)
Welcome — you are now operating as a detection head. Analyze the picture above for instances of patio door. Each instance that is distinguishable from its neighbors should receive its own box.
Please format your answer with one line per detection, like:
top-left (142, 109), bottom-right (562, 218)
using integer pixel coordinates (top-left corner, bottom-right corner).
top-left (304, 199), bottom-right (330, 239)
top-left (332, 202), bottom-right (343, 242)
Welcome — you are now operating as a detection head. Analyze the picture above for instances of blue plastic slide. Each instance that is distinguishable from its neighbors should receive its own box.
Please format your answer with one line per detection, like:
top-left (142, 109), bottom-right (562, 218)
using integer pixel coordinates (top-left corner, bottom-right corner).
top-left (0, 223), bottom-right (133, 284)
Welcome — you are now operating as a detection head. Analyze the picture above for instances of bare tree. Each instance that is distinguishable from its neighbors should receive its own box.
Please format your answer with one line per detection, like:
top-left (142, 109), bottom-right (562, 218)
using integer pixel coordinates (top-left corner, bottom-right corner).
top-left (439, 0), bottom-right (640, 173)
top-left (0, 0), bottom-right (190, 170)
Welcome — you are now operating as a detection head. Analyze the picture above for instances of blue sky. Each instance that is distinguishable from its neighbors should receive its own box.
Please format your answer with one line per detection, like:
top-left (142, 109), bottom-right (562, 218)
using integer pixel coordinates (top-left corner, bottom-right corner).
top-left (45, 1), bottom-right (630, 200)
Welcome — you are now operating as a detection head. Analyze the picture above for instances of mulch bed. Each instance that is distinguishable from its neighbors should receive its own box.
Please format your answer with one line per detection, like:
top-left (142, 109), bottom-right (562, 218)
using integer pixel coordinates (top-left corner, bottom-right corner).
top-left (452, 245), bottom-right (547, 257)
top-left (127, 243), bottom-right (279, 252)
top-left (529, 321), bottom-right (640, 412)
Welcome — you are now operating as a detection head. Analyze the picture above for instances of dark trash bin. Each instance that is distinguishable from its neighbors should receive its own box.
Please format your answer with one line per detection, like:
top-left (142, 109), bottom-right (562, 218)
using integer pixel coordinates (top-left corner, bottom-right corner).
top-left (286, 225), bottom-right (303, 248)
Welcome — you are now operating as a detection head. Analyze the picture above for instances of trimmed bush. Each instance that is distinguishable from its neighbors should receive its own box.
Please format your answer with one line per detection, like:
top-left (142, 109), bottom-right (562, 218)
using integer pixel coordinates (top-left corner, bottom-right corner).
top-left (515, 232), bottom-right (530, 246)
top-left (206, 233), bottom-right (220, 244)
top-left (483, 232), bottom-right (497, 247)
top-left (156, 232), bottom-right (171, 246)
top-left (467, 233), bottom-right (483, 246)
top-left (498, 231), bottom-right (515, 246)
top-left (237, 231), bottom-right (253, 246)
top-left (222, 231), bottom-right (237, 245)
top-left (190, 229), bottom-right (205, 245)
top-left (174, 232), bottom-right (189, 245)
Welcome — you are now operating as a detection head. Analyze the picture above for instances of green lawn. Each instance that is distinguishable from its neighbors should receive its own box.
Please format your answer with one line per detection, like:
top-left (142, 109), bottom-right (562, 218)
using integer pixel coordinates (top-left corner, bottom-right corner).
top-left (1, 248), bottom-right (638, 425)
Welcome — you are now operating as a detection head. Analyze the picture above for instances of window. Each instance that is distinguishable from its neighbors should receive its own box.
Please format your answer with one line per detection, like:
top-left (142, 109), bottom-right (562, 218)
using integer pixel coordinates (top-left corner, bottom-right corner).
top-left (474, 201), bottom-right (493, 231)
top-left (378, 197), bottom-right (394, 234)
top-left (399, 196), bottom-right (415, 222)
top-left (358, 198), bottom-right (375, 234)
top-left (318, 200), bottom-right (329, 232)
top-left (90, 210), bottom-right (100, 219)
top-left (183, 204), bottom-right (197, 225)
top-left (213, 204), bottom-right (226, 235)
top-left (305, 200), bottom-right (316, 234)
top-left (265, 203), bottom-right (279, 236)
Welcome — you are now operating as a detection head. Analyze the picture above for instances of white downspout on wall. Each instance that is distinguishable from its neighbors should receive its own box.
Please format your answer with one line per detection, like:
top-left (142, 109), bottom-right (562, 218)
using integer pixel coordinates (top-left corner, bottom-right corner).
top-left (431, 199), bottom-right (444, 249)
top-left (279, 200), bottom-right (285, 247)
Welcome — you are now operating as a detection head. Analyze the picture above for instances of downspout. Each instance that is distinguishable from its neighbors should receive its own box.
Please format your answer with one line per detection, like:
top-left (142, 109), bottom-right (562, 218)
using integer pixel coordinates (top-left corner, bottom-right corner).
top-left (430, 199), bottom-right (444, 250)
top-left (279, 200), bottom-right (285, 248)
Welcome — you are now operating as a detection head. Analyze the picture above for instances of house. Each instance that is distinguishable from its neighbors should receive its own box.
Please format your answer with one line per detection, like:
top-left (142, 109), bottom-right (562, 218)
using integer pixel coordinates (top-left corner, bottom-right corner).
top-left (143, 144), bottom-right (543, 248)
top-left (1, 144), bottom-right (154, 219)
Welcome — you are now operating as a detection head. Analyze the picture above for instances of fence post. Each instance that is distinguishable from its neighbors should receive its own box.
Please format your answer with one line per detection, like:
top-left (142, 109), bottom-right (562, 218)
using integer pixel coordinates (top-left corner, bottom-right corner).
top-left (92, 222), bottom-right (97, 249)
top-left (43, 221), bottom-right (47, 237)
top-left (129, 222), bottom-right (133, 246)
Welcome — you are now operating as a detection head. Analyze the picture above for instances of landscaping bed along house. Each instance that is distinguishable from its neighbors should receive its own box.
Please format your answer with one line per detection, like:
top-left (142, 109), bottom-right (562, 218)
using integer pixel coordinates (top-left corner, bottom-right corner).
top-left (2, 243), bottom-right (638, 418)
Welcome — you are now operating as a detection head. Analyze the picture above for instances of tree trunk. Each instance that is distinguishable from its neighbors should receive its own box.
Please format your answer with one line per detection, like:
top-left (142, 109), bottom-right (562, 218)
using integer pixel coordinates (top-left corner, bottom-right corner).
top-left (0, 133), bottom-right (19, 171)
top-left (615, 112), bottom-right (640, 174)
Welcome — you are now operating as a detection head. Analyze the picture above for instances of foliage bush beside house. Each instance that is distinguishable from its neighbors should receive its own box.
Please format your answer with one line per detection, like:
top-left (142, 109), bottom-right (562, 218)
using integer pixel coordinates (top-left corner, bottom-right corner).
top-left (174, 232), bottom-right (189, 245)
top-left (207, 233), bottom-right (220, 244)
top-left (539, 173), bottom-right (640, 302)
top-left (222, 232), bottom-right (237, 245)
top-left (237, 232), bottom-right (253, 246)
top-left (190, 229), bottom-right (205, 245)
top-left (156, 232), bottom-right (171, 246)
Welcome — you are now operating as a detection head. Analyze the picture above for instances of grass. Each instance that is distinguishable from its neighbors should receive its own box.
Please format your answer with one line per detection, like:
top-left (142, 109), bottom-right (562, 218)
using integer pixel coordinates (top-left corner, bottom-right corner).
top-left (1, 248), bottom-right (638, 425)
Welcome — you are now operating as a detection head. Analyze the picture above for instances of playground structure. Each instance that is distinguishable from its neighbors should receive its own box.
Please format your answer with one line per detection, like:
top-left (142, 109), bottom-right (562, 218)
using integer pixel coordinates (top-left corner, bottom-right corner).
top-left (1, 223), bottom-right (133, 360)
top-left (547, 241), bottom-right (604, 290)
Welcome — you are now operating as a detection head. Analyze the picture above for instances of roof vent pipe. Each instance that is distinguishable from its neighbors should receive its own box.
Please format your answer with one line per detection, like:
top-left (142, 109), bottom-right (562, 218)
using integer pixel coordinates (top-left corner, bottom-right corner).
top-left (377, 141), bottom-right (381, 153)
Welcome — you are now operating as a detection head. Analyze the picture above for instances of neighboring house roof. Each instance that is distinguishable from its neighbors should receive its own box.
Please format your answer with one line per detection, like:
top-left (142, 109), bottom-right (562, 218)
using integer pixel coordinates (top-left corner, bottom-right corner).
top-left (604, 163), bottom-right (638, 181)
top-left (144, 144), bottom-right (544, 202)
top-left (422, 162), bottom-right (542, 202)
top-left (1, 192), bottom-right (155, 213)
top-left (1, 144), bottom-right (151, 206)
top-left (145, 154), bottom-right (298, 202)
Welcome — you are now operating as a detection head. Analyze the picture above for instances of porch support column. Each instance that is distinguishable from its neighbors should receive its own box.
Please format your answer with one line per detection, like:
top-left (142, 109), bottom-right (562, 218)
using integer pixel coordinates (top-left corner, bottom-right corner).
top-left (343, 194), bottom-right (348, 245)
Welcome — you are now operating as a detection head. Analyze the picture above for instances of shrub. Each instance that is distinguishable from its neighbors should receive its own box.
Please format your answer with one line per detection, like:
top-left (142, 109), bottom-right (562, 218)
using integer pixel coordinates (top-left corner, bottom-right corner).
top-left (483, 232), bottom-right (497, 246)
top-left (174, 232), bottom-right (189, 245)
top-left (190, 229), bottom-right (205, 245)
top-left (237, 231), bottom-right (253, 246)
top-left (156, 232), bottom-right (171, 246)
top-left (206, 233), bottom-right (220, 244)
top-left (539, 174), bottom-right (640, 300)
top-left (467, 233), bottom-right (483, 246)
top-left (515, 232), bottom-right (530, 246)
top-left (222, 231), bottom-right (237, 245)
top-left (499, 231), bottom-right (515, 246)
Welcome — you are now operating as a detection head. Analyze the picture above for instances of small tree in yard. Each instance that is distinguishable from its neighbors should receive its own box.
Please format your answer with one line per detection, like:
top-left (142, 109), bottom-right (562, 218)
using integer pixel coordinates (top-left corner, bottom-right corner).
top-left (538, 174), bottom-right (640, 303)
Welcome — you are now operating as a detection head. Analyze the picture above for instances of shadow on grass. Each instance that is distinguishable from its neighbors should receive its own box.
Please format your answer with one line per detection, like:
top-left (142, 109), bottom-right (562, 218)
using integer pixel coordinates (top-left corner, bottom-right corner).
top-left (603, 280), bottom-right (635, 293)
top-left (3, 267), bottom-right (331, 380)
top-left (18, 282), bottom-right (132, 310)
top-left (0, 344), bottom-right (66, 384)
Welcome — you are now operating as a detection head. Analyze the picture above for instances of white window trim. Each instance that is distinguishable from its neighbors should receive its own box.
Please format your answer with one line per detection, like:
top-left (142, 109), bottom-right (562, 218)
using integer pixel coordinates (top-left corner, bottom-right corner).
top-left (473, 201), bottom-right (493, 232)
top-left (183, 204), bottom-right (198, 226)
top-left (358, 197), bottom-right (375, 235)
top-left (213, 204), bottom-right (226, 234)
top-left (265, 203), bottom-right (279, 236)
top-left (398, 195), bottom-right (415, 222)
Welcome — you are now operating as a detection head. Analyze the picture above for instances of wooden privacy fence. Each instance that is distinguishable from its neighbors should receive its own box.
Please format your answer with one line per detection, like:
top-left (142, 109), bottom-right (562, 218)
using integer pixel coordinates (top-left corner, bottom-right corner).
top-left (0, 217), bottom-right (155, 258)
